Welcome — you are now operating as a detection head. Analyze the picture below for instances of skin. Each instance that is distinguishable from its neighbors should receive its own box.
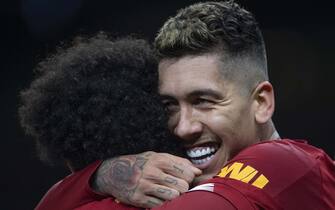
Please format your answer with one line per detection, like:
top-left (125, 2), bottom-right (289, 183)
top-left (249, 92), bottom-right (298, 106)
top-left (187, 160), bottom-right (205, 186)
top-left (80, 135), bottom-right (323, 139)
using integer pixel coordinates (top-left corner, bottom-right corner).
top-left (158, 53), bottom-right (275, 185)
top-left (94, 53), bottom-right (277, 207)
top-left (93, 152), bottom-right (201, 208)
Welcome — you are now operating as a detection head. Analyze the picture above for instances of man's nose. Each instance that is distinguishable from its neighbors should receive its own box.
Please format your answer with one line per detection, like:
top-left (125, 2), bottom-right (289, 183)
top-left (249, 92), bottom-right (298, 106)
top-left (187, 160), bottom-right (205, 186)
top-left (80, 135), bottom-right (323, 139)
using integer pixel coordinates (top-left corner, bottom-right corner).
top-left (174, 108), bottom-right (202, 141)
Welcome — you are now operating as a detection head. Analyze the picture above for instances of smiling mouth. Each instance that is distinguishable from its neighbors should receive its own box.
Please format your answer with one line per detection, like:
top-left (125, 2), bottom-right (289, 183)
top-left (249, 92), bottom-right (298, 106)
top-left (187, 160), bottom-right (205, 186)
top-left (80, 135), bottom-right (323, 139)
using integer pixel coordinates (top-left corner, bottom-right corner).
top-left (186, 144), bottom-right (219, 165)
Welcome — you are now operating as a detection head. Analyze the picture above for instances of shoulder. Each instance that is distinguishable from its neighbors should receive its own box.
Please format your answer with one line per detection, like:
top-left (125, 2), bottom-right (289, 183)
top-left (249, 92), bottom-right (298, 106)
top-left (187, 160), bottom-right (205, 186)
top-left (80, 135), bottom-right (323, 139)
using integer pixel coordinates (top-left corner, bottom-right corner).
top-left (239, 139), bottom-right (312, 156)
top-left (35, 161), bottom-right (104, 210)
top-left (233, 139), bottom-right (321, 165)
top-left (216, 139), bottom-right (322, 188)
top-left (200, 139), bottom-right (335, 209)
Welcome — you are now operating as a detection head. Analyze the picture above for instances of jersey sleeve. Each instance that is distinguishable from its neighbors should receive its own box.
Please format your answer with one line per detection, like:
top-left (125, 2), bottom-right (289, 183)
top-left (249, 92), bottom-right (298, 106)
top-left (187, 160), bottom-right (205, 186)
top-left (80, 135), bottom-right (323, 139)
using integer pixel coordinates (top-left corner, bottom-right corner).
top-left (36, 160), bottom-right (108, 210)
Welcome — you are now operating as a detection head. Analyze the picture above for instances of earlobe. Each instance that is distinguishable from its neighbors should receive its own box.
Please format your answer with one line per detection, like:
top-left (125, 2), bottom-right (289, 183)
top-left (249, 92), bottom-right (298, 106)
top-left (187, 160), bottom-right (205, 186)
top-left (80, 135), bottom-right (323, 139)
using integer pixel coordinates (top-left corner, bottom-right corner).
top-left (253, 81), bottom-right (275, 124)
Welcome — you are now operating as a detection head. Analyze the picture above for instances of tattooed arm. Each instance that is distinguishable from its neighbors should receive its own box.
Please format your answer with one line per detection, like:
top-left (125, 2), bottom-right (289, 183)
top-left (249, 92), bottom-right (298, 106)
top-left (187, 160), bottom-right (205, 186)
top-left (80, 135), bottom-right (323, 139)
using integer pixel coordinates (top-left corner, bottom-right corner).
top-left (92, 152), bottom-right (201, 208)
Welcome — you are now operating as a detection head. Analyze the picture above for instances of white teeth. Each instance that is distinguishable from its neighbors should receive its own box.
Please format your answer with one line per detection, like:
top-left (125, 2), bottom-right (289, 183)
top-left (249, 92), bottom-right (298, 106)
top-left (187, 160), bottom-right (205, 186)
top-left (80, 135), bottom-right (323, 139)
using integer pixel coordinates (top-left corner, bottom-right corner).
top-left (190, 154), bottom-right (215, 165)
top-left (187, 146), bottom-right (216, 158)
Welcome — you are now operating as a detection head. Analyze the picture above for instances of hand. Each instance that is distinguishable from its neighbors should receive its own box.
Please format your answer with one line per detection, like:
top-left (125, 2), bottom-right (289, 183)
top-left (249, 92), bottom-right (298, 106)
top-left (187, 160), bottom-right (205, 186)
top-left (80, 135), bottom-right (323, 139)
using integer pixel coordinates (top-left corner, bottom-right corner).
top-left (91, 152), bottom-right (201, 208)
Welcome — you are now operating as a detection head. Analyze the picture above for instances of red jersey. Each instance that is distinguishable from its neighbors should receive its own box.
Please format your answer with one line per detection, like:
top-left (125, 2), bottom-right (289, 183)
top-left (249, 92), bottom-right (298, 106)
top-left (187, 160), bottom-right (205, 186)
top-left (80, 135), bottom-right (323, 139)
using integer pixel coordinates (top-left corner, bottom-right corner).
top-left (35, 140), bottom-right (335, 210)
top-left (191, 140), bottom-right (335, 209)
top-left (35, 161), bottom-right (106, 210)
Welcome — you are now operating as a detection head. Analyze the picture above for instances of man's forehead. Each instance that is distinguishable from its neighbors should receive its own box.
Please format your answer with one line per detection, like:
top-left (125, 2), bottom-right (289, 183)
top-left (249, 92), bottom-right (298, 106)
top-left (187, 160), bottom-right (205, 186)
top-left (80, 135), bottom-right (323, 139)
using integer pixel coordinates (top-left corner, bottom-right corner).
top-left (158, 58), bottom-right (229, 98)
top-left (158, 54), bottom-right (221, 70)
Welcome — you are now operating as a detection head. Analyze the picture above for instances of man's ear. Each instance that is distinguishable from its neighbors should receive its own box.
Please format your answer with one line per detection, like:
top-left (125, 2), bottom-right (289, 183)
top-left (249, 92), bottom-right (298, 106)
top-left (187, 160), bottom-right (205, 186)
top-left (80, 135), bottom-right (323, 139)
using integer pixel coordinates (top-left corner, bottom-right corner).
top-left (252, 81), bottom-right (275, 124)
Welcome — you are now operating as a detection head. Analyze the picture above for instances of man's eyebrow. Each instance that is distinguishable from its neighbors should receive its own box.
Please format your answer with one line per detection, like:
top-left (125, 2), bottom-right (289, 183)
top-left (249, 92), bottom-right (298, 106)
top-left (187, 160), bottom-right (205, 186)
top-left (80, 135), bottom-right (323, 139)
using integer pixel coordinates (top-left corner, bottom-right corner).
top-left (159, 89), bottom-right (224, 101)
top-left (188, 89), bottom-right (223, 99)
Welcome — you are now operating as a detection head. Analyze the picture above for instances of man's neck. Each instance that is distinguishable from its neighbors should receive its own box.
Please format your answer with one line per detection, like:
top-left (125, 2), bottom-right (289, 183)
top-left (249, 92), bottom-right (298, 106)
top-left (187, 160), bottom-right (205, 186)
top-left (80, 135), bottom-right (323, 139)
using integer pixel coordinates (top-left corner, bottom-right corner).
top-left (261, 120), bottom-right (280, 141)
top-left (269, 130), bottom-right (280, 140)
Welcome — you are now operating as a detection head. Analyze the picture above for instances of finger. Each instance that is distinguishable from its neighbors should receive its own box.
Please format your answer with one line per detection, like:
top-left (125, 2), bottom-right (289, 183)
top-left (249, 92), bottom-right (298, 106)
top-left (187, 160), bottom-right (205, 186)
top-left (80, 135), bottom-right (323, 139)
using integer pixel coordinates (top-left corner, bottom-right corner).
top-left (124, 184), bottom-right (165, 208)
top-left (161, 153), bottom-right (201, 174)
top-left (174, 157), bottom-right (202, 175)
top-left (152, 153), bottom-right (202, 178)
top-left (160, 173), bottom-right (189, 193)
top-left (157, 154), bottom-right (201, 183)
top-left (146, 184), bottom-right (180, 201)
top-left (170, 160), bottom-right (202, 178)
top-left (141, 196), bottom-right (165, 208)
top-left (141, 167), bottom-right (189, 193)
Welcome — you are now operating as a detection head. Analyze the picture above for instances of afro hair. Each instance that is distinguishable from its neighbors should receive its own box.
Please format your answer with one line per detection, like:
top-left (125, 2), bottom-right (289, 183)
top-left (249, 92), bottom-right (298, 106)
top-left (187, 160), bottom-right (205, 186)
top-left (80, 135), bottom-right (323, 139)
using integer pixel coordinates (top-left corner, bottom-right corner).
top-left (19, 33), bottom-right (183, 171)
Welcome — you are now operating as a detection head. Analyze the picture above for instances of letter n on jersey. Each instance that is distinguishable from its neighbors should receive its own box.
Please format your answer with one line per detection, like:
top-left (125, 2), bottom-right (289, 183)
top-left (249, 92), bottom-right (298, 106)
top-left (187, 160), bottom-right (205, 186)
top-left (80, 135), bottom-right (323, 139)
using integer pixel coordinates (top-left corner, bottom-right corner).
top-left (217, 162), bottom-right (269, 189)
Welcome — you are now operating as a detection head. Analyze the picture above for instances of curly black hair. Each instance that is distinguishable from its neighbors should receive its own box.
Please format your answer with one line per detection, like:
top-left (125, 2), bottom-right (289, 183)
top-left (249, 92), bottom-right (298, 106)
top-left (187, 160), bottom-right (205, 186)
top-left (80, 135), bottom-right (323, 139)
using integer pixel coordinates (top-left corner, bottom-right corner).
top-left (19, 34), bottom-right (183, 171)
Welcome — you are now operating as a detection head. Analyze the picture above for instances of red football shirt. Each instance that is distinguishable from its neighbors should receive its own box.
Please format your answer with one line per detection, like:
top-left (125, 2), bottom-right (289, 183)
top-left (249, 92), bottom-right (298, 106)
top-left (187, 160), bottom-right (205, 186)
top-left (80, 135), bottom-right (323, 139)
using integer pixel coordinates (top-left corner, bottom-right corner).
top-left (35, 140), bottom-right (335, 210)
top-left (35, 160), bottom-right (106, 210)
top-left (195, 140), bottom-right (335, 209)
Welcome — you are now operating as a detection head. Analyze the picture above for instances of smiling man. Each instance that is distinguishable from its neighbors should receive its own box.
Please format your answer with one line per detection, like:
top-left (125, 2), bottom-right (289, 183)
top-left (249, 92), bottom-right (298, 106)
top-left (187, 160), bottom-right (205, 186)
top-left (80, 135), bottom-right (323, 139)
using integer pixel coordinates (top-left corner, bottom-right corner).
top-left (88, 1), bottom-right (335, 209)
top-left (28, 1), bottom-right (335, 209)
top-left (150, 0), bottom-right (280, 187)
top-left (157, 53), bottom-right (278, 185)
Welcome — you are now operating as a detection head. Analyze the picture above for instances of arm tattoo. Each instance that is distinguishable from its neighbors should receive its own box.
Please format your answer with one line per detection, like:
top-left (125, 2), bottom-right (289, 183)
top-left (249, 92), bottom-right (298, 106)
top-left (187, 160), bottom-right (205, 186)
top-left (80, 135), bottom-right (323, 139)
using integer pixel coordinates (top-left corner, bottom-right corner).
top-left (92, 154), bottom-right (150, 202)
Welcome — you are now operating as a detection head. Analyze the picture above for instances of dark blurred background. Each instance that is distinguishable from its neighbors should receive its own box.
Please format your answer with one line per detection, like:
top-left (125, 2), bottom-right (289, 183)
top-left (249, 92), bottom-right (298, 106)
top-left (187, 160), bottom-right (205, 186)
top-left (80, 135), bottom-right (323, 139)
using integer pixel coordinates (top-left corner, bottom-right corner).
top-left (1, 0), bottom-right (334, 209)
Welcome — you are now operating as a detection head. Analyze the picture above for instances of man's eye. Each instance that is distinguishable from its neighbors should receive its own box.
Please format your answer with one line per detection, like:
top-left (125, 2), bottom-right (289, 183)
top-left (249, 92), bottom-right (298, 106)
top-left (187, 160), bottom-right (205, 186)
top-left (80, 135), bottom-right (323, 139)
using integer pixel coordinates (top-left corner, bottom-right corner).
top-left (162, 101), bottom-right (179, 114)
top-left (193, 98), bottom-right (214, 107)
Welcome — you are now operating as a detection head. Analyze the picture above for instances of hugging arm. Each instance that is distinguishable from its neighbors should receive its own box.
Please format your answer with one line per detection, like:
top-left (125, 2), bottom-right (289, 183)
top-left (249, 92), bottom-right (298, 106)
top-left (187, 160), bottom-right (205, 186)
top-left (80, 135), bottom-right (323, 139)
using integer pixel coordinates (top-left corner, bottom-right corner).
top-left (91, 152), bottom-right (201, 208)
